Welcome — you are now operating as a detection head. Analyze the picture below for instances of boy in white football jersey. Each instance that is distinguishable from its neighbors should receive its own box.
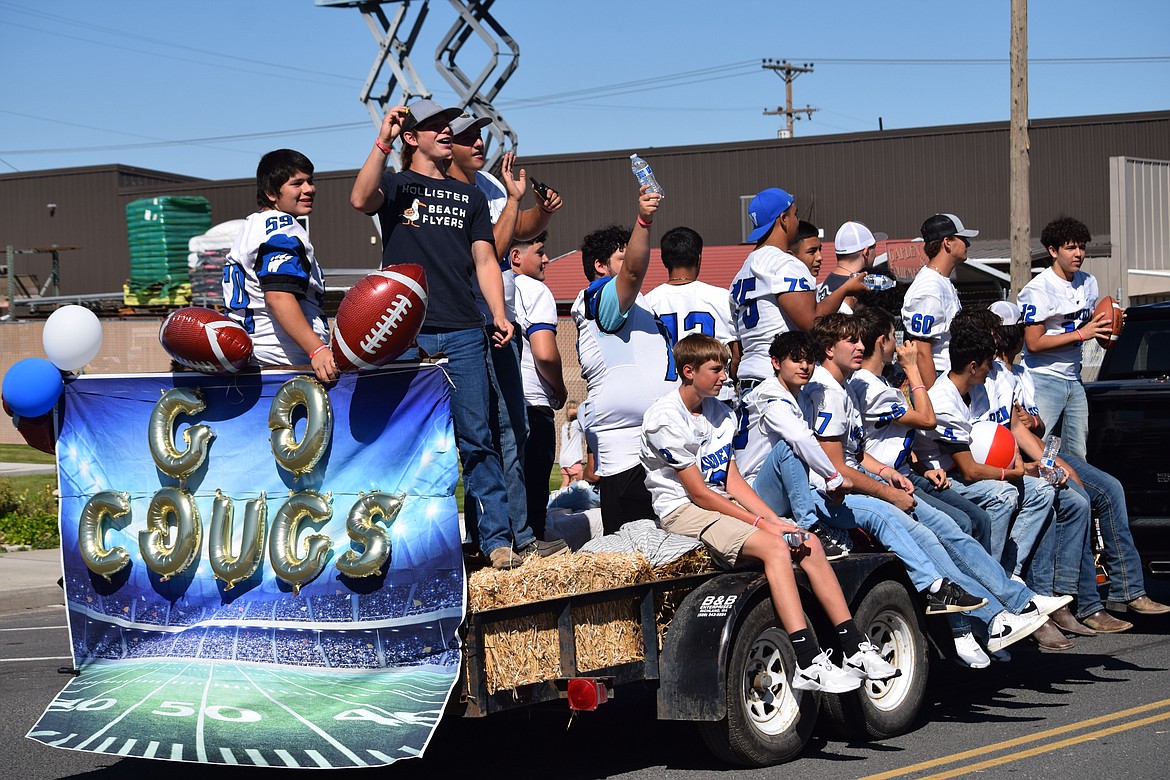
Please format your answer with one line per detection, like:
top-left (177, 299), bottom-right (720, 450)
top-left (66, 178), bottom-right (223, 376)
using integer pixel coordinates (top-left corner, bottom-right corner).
top-left (917, 313), bottom-right (1055, 566)
top-left (799, 314), bottom-right (1053, 662)
top-left (1017, 217), bottom-right (1114, 460)
top-left (573, 185), bottom-right (670, 534)
top-left (223, 149), bottom-right (338, 382)
top-left (641, 334), bottom-right (897, 690)
top-left (646, 226), bottom-right (737, 403)
top-left (900, 213), bottom-right (978, 390)
top-left (730, 188), bottom-right (816, 391)
top-left (986, 305), bottom-right (1166, 633)
top-left (510, 230), bottom-right (568, 537)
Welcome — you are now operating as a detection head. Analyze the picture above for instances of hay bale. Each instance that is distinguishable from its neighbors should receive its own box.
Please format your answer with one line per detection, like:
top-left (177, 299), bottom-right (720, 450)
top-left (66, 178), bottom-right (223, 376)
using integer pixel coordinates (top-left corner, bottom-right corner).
top-left (467, 551), bottom-right (655, 611)
top-left (467, 549), bottom-right (715, 693)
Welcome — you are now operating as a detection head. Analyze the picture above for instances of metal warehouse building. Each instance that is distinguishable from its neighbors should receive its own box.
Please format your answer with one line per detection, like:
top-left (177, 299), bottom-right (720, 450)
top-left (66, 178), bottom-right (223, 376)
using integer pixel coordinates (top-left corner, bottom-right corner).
top-left (3, 109), bottom-right (1169, 306)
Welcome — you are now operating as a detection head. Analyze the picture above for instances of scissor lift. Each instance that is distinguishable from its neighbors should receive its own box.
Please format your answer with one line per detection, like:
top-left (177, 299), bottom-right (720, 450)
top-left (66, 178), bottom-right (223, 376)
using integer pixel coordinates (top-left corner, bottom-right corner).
top-left (317, 0), bottom-right (519, 171)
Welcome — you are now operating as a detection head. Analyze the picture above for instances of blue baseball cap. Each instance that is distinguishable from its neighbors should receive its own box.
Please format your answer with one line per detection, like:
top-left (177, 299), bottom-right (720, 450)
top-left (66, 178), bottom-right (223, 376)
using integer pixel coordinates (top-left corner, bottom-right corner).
top-left (746, 188), bottom-right (795, 243)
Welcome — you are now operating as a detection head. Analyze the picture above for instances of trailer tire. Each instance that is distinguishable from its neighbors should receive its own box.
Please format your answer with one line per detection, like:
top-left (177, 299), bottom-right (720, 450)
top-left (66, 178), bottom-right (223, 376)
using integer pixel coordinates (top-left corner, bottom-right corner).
top-left (698, 598), bottom-right (819, 767)
top-left (821, 579), bottom-right (928, 740)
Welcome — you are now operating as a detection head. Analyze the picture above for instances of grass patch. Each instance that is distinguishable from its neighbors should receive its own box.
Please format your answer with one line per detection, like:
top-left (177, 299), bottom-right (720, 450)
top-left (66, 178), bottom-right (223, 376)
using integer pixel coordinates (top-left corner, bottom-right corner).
top-left (0, 443), bottom-right (55, 465)
top-left (0, 476), bottom-right (59, 549)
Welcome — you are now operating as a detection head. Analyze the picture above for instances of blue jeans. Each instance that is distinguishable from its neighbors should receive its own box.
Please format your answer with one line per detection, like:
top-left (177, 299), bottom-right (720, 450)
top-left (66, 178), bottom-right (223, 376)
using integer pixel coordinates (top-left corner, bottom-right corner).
top-left (951, 476), bottom-right (1053, 564)
top-left (909, 472), bottom-right (992, 550)
top-left (414, 328), bottom-right (526, 556)
top-left (1065, 454), bottom-right (1147, 608)
top-left (745, 438), bottom-right (820, 529)
top-left (484, 334), bottom-right (532, 545)
top-left (1031, 371), bottom-right (1089, 461)
top-left (1022, 478), bottom-right (1092, 605)
top-left (812, 492), bottom-right (1006, 631)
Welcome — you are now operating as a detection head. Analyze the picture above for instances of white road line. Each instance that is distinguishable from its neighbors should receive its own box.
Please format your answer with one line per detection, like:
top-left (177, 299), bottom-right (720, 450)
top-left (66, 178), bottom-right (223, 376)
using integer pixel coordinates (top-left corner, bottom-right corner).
top-left (169, 743), bottom-right (183, 761)
top-left (0, 655), bottom-right (71, 662)
top-left (232, 664), bottom-right (367, 767)
top-left (367, 749), bottom-right (394, 763)
top-left (398, 745), bottom-right (422, 756)
top-left (143, 740), bottom-right (160, 759)
top-left (244, 748), bottom-right (269, 766)
top-left (0, 625), bottom-right (67, 631)
top-left (304, 749), bottom-right (331, 768)
top-left (274, 749), bottom-right (299, 767)
top-left (219, 747), bottom-right (238, 765)
top-left (94, 736), bottom-right (117, 752)
top-left (117, 738), bottom-right (138, 755)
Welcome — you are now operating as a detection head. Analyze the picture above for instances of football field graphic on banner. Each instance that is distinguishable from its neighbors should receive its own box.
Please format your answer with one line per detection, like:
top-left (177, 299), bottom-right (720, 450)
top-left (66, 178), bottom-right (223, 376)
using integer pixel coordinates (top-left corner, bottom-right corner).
top-left (28, 365), bottom-right (464, 769)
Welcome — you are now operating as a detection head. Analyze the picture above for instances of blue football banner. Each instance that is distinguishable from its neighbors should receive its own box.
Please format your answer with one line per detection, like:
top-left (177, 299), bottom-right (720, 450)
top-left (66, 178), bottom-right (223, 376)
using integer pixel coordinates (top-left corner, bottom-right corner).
top-left (27, 365), bottom-right (464, 769)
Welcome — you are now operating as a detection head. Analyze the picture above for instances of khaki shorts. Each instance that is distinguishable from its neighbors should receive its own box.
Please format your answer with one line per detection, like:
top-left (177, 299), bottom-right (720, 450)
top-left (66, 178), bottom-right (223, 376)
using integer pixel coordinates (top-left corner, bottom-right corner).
top-left (661, 502), bottom-right (756, 569)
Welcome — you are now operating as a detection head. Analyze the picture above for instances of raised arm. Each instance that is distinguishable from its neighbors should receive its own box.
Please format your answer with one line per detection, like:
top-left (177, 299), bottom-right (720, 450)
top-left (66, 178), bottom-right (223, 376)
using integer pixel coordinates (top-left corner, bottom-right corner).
top-left (614, 185), bottom-right (662, 313)
top-left (515, 181), bottom-right (563, 240)
top-left (350, 107), bottom-right (407, 213)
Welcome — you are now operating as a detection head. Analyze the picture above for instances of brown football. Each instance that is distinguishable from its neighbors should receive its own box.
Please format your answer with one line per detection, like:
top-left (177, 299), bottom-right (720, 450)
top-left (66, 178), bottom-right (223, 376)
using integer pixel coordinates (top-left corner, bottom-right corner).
top-left (1092, 295), bottom-right (1122, 349)
top-left (331, 264), bottom-right (428, 372)
top-left (160, 307), bottom-right (254, 373)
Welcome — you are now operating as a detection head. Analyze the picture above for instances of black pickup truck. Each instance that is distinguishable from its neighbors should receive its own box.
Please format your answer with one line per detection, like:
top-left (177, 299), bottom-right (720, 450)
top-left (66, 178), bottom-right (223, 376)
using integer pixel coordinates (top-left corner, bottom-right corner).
top-left (1085, 301), bottom-right (1170, 575)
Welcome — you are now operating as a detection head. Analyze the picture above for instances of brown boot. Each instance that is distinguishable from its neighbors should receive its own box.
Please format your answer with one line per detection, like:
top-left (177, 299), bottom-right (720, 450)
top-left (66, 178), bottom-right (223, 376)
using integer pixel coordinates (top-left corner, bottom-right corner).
top-left (1081, 610), bottom-right (1133, 634)
top-left (1031, 619), bottom-right (1074, 650)
top-left (1050, 606), bottom-right (1097, 637)
top-left (1106, 595), bottom-right (1170, 615)
top-left (488, 547), bottom-right (522, 570)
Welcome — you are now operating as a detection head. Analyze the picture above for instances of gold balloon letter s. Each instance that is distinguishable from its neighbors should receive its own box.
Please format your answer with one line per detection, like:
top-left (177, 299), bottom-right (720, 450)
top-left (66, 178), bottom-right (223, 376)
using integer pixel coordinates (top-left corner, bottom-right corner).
top-left (336, 492), bottom-right (403, 579)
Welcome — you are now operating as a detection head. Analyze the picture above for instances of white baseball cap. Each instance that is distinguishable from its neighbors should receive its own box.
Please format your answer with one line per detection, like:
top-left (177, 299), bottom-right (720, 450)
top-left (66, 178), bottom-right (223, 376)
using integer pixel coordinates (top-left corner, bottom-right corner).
top-left (834, 221), bottom-right (888, 255)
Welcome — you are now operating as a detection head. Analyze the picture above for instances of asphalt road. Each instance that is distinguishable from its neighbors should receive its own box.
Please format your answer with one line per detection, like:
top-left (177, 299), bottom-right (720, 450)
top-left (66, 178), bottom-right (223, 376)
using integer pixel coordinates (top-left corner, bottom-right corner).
top-left (4, 580), bottom-right (1170, 780)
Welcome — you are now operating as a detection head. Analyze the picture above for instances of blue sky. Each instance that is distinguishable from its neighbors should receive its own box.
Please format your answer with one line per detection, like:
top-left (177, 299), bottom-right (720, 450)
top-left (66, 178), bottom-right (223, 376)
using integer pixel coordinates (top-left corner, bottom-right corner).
top-left (2, 0), bottom-right (1167, 180)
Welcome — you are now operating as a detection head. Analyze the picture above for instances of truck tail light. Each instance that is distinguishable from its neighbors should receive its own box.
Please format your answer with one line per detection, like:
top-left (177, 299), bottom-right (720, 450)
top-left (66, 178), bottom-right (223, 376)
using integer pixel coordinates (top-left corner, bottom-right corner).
top-left (565, 678), bottom-right (609, 711)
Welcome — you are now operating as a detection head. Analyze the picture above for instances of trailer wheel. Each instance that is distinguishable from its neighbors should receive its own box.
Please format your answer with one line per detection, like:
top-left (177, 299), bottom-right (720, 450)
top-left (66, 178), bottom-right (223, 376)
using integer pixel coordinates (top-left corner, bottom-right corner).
top-left (821, 579), bottom-right (928, 740)
top-left (698, 598), bottom-right (819, 767)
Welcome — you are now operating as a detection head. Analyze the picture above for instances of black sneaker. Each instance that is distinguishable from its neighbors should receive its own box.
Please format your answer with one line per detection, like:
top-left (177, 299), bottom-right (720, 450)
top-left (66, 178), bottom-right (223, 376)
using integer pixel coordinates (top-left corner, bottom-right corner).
top-left (811, 524), bottom-right (850, 561)
top-left (517, 538), bottom-right (569, 558)
top-left (925, 579), bottom-right (988, 615)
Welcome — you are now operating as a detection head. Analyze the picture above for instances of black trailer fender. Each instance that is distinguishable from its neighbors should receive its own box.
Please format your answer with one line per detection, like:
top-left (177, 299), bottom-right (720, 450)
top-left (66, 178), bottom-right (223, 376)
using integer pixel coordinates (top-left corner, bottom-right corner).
top-left (656, 570), bottom-right (771, 721)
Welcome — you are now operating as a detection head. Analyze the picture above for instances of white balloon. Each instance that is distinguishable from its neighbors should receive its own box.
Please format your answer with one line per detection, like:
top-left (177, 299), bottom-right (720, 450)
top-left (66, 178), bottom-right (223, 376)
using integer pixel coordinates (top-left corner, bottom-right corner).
top-left (42, 305), bottom-right (104, 371)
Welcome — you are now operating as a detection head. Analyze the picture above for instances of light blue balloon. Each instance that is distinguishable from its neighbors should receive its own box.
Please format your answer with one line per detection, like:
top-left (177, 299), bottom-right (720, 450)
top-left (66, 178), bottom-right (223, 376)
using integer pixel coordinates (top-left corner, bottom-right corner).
top-left (2, 358), bottom-right (64, 418)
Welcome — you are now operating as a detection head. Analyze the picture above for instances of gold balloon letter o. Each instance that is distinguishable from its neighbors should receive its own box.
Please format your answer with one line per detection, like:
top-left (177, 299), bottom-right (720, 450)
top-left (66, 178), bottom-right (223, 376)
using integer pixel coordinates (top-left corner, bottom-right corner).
top-left (139, 487), bottom-right (202, 581)
top-left (269, 377), bottom-right (332, 478)
top-left (336, 492), bottom-right (403, 579)
top-left (79, 490), bottom-right (132, 580)
top-left (269, 490), bottom-right (333, 595)
top-left (209, 490), bottom-right (268, 590)
top-left (149, 387), bottom-right (214, 480)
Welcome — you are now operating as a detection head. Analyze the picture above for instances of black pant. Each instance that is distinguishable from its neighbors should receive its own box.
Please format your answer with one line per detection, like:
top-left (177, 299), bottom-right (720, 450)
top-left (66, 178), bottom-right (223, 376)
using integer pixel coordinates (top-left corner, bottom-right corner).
top-left (598, 463), bottom-right (656, 536)
top-left (524, 405), bottom-right (556, 539)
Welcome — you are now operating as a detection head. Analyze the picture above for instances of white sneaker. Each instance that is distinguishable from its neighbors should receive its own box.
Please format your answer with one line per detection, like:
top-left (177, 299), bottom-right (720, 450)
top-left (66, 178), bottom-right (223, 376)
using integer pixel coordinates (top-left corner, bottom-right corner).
top-left (842, 642), bottom-right (901, 681)
top-left (953, 632), bottom-right (990, 669)
top-left (1029, 594), bottom-right (1074, 617)
top-left (793, 650), bottom-right (863, 693)
top-left (987, 609), bottom-right (1048, 652)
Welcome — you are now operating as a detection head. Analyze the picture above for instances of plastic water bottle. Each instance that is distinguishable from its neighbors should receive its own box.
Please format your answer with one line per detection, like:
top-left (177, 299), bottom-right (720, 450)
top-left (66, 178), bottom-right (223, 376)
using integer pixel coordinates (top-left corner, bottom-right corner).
top-left (1039, 434), bottom-right (1065, 485)
top-left (862, 273), bottom-right (896, 291)
top-left (630, 154), bottom-right (664, 196)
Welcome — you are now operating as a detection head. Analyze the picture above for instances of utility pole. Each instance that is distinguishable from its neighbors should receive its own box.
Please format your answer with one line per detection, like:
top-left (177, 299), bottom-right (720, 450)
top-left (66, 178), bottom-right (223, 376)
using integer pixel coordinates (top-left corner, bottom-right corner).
top-left (762, 59), bottom-right (817, 139)
top-left (1009, 0), bottom-right (1031, 296)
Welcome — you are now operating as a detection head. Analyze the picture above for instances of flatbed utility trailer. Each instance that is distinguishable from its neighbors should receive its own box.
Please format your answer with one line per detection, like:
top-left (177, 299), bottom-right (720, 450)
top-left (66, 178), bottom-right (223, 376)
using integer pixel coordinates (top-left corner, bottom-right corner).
top-left (459, 551), bottom-right (930, 767)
